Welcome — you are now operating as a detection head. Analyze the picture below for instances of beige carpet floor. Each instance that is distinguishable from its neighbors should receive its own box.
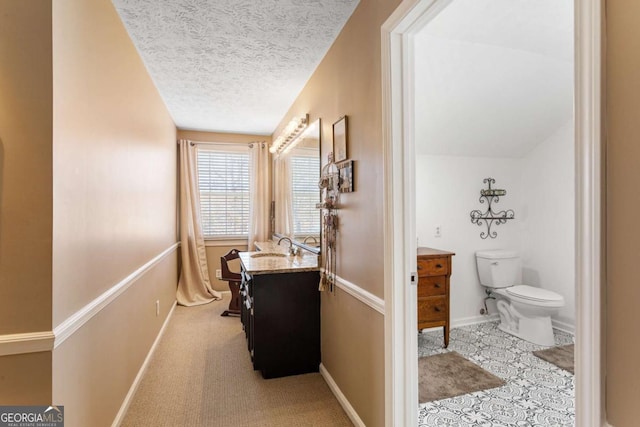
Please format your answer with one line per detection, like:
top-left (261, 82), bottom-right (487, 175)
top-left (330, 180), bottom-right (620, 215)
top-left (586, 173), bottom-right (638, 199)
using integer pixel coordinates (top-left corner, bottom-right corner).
top-left (418, 351), bottom-right (506, 403)
top-left (121, 295), bottom-right (352, 427)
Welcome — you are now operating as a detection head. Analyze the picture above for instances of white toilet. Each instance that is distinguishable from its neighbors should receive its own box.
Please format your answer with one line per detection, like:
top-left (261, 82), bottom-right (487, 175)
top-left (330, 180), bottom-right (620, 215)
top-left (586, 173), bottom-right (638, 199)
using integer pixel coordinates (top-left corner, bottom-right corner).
top-left (475, 250), bottom-right (565, 346)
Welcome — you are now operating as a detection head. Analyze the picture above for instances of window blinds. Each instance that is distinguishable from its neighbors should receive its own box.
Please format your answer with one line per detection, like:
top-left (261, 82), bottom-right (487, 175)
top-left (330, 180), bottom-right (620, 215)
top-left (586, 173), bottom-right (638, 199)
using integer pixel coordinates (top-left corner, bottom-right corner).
top-left (197, 148), bottom-right (250, 238)
top-left (290, 155), bottom-right (320, 235)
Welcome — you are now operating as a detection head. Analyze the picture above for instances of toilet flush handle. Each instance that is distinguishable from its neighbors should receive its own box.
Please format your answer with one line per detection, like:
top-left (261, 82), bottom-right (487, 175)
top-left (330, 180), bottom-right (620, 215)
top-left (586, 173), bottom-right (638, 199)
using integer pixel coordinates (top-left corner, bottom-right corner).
top-left (491, 261), bottom-right (499, 265)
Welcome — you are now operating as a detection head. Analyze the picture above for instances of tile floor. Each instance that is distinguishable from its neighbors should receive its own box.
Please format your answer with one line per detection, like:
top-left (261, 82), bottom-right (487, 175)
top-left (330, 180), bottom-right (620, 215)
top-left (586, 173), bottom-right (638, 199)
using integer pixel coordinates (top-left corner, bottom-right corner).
top-left (418, 321), bottom-right (575, 426)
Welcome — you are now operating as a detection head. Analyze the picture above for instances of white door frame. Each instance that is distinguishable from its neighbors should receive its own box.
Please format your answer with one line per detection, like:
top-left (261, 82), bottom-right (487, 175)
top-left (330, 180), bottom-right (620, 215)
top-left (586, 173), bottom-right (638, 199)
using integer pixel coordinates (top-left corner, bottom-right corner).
top-left (381, 1), bottom-right (604, 426)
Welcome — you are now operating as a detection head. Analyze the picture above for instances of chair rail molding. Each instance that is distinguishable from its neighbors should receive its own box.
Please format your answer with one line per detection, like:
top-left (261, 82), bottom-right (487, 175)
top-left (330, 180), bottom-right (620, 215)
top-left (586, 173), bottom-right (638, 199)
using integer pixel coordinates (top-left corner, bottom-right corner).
top-left (0, 331), bottom-right (55, 357)
top-left (323, 269), bottom-right (385, 315)
top-left (0, 243), bottom-right (180, 356)
top-left (53, 242), bottom-right (180, 348)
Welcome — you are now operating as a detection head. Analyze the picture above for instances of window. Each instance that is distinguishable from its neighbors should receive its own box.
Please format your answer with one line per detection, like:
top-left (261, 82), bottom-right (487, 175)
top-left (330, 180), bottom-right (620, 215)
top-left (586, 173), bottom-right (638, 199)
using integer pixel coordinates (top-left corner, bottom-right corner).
top-left (197, 146), bottom-right (249, 238)
top-left (290, 154), bottom-right (320, 236)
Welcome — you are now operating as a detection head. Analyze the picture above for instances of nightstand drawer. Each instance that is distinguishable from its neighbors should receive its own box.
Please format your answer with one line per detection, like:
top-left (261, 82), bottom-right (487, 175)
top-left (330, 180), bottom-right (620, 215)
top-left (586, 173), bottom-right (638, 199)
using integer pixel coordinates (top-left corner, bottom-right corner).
top-left (418, 296), bottom-right (447, 322)
top-left (417, 257), bottom-right (449, 276)
top-left (418, 276), bottom-right (447, 297)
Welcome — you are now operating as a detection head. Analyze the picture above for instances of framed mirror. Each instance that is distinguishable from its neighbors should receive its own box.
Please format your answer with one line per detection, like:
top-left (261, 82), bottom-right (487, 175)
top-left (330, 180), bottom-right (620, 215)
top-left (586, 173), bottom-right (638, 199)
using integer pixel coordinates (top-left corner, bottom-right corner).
top-left (273, 119), bottom-right (321, 254)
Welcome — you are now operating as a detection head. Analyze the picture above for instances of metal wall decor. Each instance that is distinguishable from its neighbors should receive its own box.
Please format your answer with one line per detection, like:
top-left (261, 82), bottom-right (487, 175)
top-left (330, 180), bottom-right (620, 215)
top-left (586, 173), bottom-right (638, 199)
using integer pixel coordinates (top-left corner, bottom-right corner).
top-left (470, 178), bottom-right (515, 239)
top-left (317, 152), bottom-right (340, 292)
top-left (317, 152), bottom-right (340, 210)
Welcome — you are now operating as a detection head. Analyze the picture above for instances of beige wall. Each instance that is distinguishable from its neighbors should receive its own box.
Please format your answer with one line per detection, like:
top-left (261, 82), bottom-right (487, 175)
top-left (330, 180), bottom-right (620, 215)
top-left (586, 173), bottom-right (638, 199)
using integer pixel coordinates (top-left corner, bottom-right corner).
top-left (51, 0), bottom-right (178, 425)
top-left (0, 0), bottom-right (53, 403)
top-left (321, 288), bottom-right (385, 426)
top-left (606, 2), bottom-right (640, 425)
top-left (272, 1), bottom-right (401, 425)
top-left (0, 352), bottom-right (52, 405)
top-left (0, 0), bottom-right (53, 335)
top-left (274, 0), bottom-right (399, 299)
top-left (53, 255), bottom-right (177, 427)
top-left (52, 0), bottom-right (177, 326)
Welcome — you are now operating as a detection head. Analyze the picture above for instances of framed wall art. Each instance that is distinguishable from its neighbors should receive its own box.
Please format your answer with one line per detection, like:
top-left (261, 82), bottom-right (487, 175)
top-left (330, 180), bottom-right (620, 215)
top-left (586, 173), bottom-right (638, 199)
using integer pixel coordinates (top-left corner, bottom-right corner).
top-left (338, 160), bottom-right (354, 193)
top-left (332, 115), bottom-right (348, 163)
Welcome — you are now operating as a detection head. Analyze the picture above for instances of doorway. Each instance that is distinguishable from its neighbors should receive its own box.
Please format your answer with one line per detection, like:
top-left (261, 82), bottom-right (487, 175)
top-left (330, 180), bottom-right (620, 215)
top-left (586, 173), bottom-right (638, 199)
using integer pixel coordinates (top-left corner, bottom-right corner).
top-left (381, 0), bottom-right (603, 426)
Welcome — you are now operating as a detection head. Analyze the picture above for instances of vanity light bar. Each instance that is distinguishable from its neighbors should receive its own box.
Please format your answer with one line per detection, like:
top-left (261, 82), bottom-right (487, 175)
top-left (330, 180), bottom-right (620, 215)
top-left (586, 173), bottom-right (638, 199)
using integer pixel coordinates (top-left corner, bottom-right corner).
top-left (269, 114), bottom-right (309, 155)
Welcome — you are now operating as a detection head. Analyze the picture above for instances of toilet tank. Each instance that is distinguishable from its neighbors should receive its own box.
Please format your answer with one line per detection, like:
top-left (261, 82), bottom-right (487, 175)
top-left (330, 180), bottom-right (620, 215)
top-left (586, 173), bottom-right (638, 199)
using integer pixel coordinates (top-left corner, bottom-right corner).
top-left (475, 250), bottom-right (521, 288)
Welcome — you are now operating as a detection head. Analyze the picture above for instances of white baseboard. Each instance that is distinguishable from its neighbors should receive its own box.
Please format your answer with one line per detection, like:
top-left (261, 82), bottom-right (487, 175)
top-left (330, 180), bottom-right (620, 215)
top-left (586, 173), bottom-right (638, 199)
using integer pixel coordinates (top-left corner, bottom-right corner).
top-left (111, 301), bottom-right (177, 427)
top-left (450, 313), bottom-right (500, 329)
top-left (552, 318), bottom-right (575, 334)
top-left (319, 363), bottom-right (365, 427)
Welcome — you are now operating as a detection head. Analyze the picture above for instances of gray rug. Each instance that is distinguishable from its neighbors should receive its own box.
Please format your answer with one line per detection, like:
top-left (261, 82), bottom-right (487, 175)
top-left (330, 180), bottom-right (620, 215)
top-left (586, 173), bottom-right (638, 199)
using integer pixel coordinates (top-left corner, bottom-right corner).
top-left (533, 344), bottom-right (575, 374)
top-left (418, 351), bottom-right (506, 403)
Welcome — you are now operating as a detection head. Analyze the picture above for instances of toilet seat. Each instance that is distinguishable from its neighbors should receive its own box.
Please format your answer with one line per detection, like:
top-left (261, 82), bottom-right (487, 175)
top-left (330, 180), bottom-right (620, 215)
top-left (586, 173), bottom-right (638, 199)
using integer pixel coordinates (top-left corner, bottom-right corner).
top-left (503, 285), bottom-right (564, 308)
top-left (506, 285), bottom-right (563, 302)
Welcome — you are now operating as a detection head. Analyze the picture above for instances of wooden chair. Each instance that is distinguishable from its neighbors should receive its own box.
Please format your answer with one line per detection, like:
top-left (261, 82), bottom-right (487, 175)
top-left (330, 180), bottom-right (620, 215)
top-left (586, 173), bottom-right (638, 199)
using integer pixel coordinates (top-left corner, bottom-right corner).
top-left (220, 249), bottom-right (242, 317)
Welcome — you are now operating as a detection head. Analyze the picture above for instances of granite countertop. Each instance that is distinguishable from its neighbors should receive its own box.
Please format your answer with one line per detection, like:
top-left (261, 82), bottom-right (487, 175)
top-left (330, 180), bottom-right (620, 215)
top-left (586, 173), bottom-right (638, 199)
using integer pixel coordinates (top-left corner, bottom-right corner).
top-left (239, 250), bottom-right (319, 275)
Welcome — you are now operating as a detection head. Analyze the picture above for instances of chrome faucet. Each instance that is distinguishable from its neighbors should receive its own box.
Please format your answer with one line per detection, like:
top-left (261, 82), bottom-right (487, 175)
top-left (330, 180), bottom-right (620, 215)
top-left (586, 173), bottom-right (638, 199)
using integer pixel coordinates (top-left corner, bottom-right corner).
top-left (303, 236), bottom-right (318, 245)
top-left (277, 237), bottom-right (297, 255)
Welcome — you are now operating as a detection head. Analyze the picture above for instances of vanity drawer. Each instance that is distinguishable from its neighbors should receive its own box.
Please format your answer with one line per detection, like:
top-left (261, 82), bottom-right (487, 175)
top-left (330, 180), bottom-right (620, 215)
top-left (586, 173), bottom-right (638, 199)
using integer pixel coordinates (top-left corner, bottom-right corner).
top-left (417, 257), bottom-right (449, 277)
top-left (418, 276), bottom-right (447, 297)
top-left (418, 296), bottom-right (447, 322)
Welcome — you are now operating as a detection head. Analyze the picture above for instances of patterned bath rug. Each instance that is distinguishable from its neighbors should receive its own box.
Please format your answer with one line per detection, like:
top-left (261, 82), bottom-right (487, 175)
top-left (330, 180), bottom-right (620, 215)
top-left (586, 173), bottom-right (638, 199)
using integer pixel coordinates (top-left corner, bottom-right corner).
top-left (418, 351), bottom-right (506, 403)
top-left (533, 344), bottom-right (575, 374)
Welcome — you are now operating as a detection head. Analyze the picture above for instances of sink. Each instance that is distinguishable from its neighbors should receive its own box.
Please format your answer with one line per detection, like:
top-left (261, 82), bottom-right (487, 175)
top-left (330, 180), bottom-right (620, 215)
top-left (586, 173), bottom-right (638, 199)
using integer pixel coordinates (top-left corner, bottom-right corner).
top-left (250, 252), bottom-right (287, 258)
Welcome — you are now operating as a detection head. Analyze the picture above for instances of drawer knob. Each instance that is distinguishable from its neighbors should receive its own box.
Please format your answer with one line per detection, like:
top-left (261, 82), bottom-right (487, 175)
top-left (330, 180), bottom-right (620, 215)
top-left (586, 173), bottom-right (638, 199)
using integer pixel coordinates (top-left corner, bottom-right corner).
top-left (434, 283), bottom-right (441, 288)
top-left (434, 307), bottom-right (441, 312)
top-left (417, 265), bottom-right (423, 270)
top-left (436, 264), bottom-right (443, 269)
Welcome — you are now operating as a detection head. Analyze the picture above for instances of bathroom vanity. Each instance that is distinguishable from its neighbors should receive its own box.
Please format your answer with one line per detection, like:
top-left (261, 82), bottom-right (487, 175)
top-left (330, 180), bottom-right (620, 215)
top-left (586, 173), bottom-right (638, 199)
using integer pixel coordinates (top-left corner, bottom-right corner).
top-left (238, 246), bottom-right (320, 379)
top-left (417, 247), bottom-right (455, 347)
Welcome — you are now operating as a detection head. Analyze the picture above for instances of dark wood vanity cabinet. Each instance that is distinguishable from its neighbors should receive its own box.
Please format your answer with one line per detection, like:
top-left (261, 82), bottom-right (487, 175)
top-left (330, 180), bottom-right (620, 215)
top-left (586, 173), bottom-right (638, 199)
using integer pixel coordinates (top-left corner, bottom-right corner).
top-left (417, 247), bottom-right (455, 347)
top-left (240, 270), bottom-right (320, 379)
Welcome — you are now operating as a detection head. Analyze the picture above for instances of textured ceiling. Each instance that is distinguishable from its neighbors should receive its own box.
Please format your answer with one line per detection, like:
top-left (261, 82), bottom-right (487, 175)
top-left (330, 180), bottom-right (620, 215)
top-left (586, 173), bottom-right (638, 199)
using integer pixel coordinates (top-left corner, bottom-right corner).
top-left (112, 0), bottom-right (359, 134)
top-left (414, 0), bottom-right (573, 157)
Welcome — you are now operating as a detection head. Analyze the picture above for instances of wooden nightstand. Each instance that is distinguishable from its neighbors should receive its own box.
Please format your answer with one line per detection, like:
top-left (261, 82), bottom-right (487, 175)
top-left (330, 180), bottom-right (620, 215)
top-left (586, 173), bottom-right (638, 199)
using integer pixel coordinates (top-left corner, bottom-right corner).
top-left (417, 247), bottom-right (455, 347)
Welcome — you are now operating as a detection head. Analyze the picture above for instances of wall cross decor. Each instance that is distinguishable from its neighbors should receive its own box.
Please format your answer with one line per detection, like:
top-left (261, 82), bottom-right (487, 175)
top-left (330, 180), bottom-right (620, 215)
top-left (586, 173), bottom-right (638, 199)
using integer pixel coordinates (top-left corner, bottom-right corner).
top-left (470, 177), bottom-right (515, 239)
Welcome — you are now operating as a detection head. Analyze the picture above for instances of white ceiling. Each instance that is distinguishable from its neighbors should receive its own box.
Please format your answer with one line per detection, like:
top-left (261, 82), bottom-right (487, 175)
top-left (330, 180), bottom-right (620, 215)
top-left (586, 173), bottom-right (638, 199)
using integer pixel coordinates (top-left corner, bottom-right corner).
top-left (112, 0), bottom-right (360, 134)
top-left (414, 0), bottom-right (574, 157)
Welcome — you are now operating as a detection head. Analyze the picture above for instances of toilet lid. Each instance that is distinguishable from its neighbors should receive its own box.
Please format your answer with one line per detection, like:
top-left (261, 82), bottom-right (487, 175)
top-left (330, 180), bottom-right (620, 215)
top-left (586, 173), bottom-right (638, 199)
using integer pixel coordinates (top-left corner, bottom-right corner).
top-left (506, 285), bottom-right (564, 302)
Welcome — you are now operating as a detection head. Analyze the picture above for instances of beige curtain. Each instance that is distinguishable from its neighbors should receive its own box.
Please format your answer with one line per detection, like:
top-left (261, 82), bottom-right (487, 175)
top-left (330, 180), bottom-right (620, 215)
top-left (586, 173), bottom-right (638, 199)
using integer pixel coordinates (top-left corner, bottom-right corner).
top-left (274, 155), bottom-right (294, 238)
top-left (249, 141), bottom-right (270, 250)
top-left (176, 139), bottom-right (222, 306)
